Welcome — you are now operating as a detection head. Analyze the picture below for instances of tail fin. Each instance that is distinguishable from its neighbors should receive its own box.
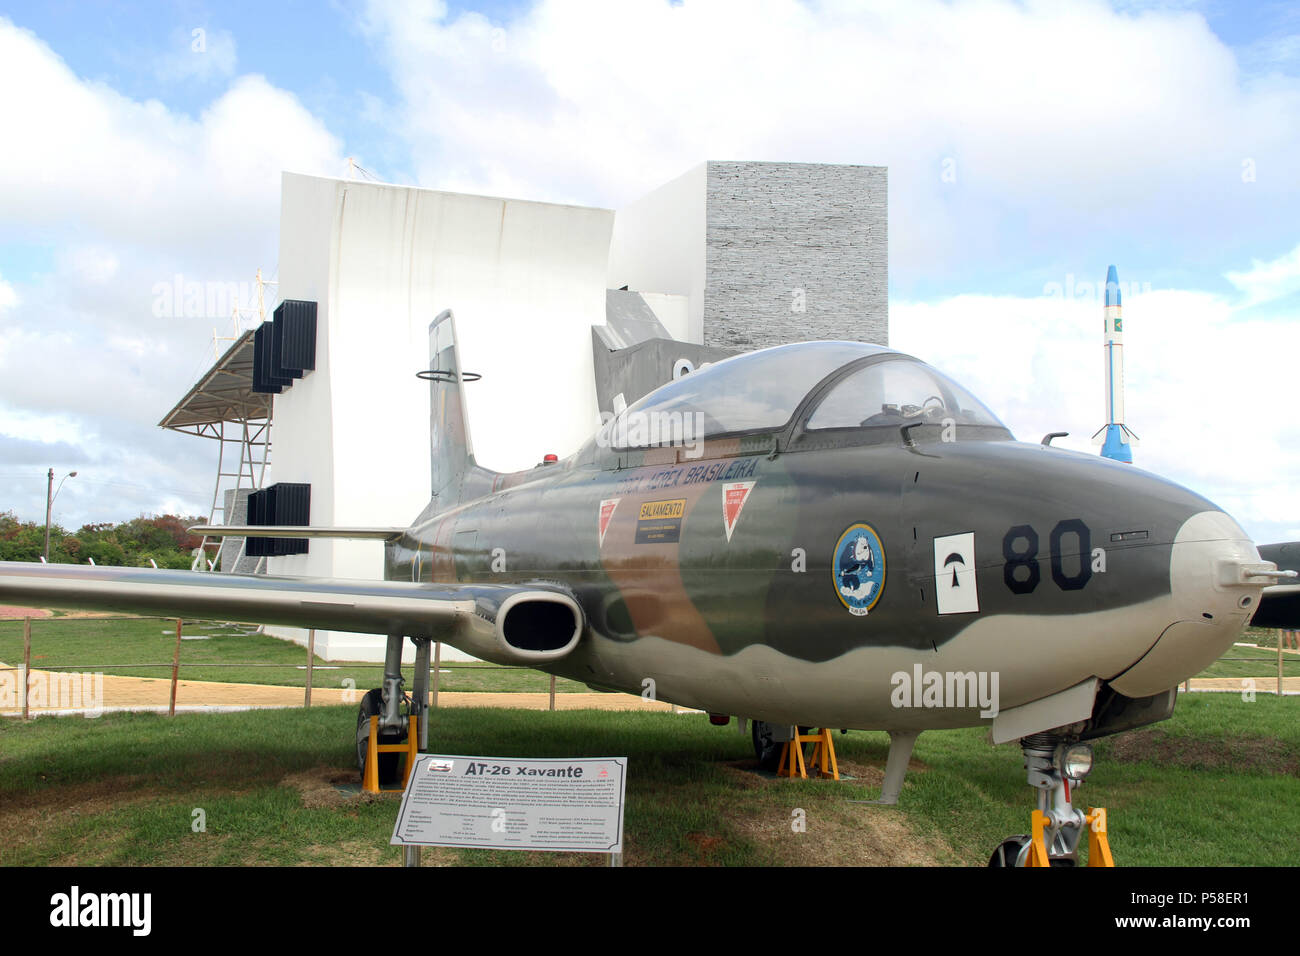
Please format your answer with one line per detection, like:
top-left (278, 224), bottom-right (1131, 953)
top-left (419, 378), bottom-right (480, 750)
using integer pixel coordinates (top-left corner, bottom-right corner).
top-left (427, 310), bottom-right (496, 512)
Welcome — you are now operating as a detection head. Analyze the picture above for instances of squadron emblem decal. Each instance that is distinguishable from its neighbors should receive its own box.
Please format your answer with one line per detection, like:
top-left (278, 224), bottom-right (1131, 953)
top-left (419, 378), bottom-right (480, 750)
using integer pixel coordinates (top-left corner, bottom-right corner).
top-left (833, 523), bottom-right (886, 616)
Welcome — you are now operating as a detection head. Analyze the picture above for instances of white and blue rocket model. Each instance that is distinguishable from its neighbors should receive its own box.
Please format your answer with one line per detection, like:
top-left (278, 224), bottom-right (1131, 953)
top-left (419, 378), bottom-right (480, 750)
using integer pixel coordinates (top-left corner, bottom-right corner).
top-left (1092, 264), bottom-right (1139, 462)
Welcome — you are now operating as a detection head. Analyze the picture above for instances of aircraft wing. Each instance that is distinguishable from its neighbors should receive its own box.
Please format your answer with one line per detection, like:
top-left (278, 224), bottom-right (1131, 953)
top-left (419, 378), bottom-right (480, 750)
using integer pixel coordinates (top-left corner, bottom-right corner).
top-left (0, 562), bottom-right (583, 665)
top-left (194, 526), bottom-right (406, 540)
top-left (1249, 584), bottom-right (1300, 630)
top-left (1251, 542), bottom-right (1300, 629)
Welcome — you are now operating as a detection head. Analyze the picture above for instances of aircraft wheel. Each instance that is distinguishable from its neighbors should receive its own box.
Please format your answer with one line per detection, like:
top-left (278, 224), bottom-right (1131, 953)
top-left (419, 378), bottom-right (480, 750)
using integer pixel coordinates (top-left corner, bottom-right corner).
top-left (751, 723), bottom-right (811, 773)
top-left (356, 688), bottom-right (404, 786)
top-left (987, 836), bottom-right (1030, 867)
top-left (987, 835), bottom-right (1076, 867)
top-left (752, 721), bottom-right (783, 772)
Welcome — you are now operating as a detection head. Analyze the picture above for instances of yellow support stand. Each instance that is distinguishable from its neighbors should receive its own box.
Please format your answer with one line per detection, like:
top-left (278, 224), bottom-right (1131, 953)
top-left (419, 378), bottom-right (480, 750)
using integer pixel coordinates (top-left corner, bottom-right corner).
top-left (1025, 806), bottom-right (1115, 867)
top-left (1085, 807), bottom-right (1115, 867)
top-left (362, 715), bottom-right (420, 794)
top-left (1026, 810), bottom-right (1052, 867)
top-left (777, 727), bottom-right (840, 780)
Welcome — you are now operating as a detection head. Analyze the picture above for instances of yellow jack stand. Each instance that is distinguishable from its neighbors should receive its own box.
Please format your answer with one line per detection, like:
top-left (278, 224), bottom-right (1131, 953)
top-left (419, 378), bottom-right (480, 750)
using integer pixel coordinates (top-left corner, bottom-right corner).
top-left (362, 715), bottom-right (420, 794)
top-left (777, 727), bottom-right (840, 780)
top-left (1026, 810), bottom-right (1052, 867)
top-left (1025, 806), bottom-right (1114, 867)
top-left (1084, 807), bottom-right (1115, 867)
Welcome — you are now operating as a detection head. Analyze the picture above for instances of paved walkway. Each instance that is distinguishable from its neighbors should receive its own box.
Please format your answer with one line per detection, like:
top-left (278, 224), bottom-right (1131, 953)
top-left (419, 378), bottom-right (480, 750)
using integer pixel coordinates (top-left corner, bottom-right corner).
top-left (0, 661), bottom-right (684, 716)
top-left (1185, 676), bottom-right (1300, 694)
top-left (3, 658), bottom-right (1295, 717)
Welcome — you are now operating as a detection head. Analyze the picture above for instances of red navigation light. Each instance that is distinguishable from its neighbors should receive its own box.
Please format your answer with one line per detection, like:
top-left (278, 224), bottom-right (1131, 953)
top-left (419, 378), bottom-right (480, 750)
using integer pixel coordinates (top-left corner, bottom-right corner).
top-left (543, 453), bottom-right (558, 464)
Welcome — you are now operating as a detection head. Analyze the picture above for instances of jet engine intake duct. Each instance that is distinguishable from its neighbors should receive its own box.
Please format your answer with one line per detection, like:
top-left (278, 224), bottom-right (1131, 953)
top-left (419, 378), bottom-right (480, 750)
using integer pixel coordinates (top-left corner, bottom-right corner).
top-left (502, 598), bottom-right (579, 652)
top-left (456, 590), bottom-right (584, 665)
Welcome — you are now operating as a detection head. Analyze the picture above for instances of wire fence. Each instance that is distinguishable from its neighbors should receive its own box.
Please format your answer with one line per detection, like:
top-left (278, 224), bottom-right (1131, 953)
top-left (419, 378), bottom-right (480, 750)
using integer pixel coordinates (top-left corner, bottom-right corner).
top-left (3, 615), bottom-right (1297, 719)
top-left (0, 615), bottom-right (565, 718)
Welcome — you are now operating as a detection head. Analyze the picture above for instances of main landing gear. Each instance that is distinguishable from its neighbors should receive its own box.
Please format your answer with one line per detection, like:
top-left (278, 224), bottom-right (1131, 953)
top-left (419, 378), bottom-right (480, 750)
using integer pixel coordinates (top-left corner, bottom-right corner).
top-left (355, 634), bottom-right (432, 790)
top-left (988, 733), bottom-right (1114, 867)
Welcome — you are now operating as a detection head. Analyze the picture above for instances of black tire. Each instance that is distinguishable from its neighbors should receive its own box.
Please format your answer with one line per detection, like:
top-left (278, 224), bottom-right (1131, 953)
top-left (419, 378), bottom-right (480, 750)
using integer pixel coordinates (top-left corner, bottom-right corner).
top-left (356, 688), bottom-right (404, 786)
top-left (988, 836), bottom-right (1030, 867)
top-left (752, 722), bottom-right (810, 773)
top-left (987, 835), bottom-right (1076, 867)
top-left (752, 720), bottom-right (783, 772)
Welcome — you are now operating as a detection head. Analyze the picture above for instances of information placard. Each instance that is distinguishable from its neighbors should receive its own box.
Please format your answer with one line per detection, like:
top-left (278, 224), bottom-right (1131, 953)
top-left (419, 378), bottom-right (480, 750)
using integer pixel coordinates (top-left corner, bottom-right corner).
top-left (390, 755), bottom-right (627, 853)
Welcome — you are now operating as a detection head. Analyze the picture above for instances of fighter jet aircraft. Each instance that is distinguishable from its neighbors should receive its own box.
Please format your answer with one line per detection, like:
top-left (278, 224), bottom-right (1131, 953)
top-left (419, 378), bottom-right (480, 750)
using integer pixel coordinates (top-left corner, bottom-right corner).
top-left (2, 310), bottom-right (1294, 866)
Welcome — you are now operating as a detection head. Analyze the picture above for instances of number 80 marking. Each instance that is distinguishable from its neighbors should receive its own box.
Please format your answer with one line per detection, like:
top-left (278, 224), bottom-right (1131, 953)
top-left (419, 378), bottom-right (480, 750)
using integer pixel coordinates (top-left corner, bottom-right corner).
top-left (1002, 519), bottom-right (1092, 595)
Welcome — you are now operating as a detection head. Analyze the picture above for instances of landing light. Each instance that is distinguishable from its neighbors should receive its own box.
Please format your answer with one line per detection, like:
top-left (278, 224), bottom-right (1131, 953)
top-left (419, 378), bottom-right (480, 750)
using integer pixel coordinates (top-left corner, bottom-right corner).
top-left (1057, 743), bottom-right (1094, 780)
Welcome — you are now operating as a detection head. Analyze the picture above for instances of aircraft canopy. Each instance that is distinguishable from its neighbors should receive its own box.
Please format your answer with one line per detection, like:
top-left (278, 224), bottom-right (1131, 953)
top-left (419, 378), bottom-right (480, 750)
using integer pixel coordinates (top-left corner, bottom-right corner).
top-left (607, 341), bottom-right (1007, 447)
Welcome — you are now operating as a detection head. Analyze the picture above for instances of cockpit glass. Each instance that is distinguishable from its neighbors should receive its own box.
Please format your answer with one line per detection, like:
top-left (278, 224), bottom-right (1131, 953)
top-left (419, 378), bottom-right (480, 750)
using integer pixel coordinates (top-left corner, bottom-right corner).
top-left (608, 341), bottom-right (891, 446)
top-left (806, 358), bottom-right (1006, 430)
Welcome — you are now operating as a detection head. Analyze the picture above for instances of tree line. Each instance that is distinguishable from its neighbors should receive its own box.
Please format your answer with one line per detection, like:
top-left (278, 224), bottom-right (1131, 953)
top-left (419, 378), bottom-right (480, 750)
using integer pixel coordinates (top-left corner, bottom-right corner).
top-left (0, 512), bottom-right (207, 568)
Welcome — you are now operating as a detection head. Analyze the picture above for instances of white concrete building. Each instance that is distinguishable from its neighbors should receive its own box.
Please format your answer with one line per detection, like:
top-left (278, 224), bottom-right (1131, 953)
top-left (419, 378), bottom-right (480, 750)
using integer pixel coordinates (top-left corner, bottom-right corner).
top-left (170, 162), bottom-right (888, 661)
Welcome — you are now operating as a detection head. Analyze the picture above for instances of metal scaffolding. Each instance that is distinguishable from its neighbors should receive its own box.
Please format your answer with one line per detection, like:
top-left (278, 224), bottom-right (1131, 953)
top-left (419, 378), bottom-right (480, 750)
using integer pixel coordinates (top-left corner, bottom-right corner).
top-left (159, 329), bottom-right (273, 573)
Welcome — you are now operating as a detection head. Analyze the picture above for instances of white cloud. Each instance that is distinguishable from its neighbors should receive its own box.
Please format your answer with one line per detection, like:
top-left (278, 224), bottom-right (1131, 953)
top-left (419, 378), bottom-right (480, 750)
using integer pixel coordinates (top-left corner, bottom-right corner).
top-left (0, 18), bottom-right (347, 526)
top-left (0, 19), bottom-right (342, 251)
top-left (892, 284), bottom-right (1300, 544)
top-left (60, 246), bottom-right (120, 284)
top-left (358, 0), bottom-right (1300, 275)
top-left (1224, 242), bottom-right (1300, 306)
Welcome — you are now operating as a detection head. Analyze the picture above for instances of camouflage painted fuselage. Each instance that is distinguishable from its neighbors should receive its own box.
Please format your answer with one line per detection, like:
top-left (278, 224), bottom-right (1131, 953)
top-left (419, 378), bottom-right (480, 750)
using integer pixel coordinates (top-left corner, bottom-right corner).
top-left (387, 427), bottom-right (1259, 731)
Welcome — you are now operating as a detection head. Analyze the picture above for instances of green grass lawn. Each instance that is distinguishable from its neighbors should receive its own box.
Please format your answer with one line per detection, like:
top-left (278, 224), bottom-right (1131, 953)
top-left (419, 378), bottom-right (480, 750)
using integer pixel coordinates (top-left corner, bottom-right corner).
top-left (0, 616), bottom-right (588, 694)
top-left (1195, 627), bottom-right (1299, 681)
top-left (1, 693), bottom-right (1295, 866)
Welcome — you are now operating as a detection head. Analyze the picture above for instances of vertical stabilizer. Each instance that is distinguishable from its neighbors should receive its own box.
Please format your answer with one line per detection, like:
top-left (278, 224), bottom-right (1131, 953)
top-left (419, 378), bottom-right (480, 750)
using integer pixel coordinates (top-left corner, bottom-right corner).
top-left (427, 310), bottom-right (494, 511)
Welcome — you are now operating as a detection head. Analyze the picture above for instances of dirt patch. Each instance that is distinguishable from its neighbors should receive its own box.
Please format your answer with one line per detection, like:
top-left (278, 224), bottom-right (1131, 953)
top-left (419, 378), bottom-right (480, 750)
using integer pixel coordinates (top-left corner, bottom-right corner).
top-left (0, 774), bottom-right (163, 820)
top-left (714, 754), bottom-right (950, 866)
top-left (0, 607), bottom-right (52, 620)
top-left (1106, 730), bottom-right (1299, 775)
top-left (297, 839), bottom-right (388, 867)
top-left (0, 609), bottom-right (129, 620)
top-left (0, 775), bottom-right (173, 865)
top-left (687, 831), bottom-right (725, 855)
top-left (724, 800), bottom-right (951, 866)
top-left (280, 766), bottom-right (378, 809)
top-left (720, 754), bottom-right (927, 790)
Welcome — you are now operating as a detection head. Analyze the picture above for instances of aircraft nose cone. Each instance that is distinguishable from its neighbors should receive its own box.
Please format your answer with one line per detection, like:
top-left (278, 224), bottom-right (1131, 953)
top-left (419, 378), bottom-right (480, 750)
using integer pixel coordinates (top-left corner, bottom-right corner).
top-left (1109, 510), bottom-right (1266, 697)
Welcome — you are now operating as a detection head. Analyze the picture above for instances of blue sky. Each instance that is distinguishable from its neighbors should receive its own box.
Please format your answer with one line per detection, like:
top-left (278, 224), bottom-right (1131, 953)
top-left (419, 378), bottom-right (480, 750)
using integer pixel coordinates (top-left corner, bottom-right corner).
top-left (0, 0), bottom-right (1297, 541)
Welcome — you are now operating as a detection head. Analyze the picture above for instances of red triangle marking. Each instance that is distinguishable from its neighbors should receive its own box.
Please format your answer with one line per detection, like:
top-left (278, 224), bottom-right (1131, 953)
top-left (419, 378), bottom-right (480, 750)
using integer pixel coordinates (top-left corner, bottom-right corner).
top-left (598, 498), bottom-right (620, 547)
top-left (722, 481), bottom-right (755, 542)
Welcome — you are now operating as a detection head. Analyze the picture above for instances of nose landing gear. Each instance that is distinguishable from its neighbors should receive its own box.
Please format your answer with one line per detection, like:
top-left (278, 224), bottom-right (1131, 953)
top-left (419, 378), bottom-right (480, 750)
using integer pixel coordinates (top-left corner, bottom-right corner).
top-left (988, 733), bottom-right (1114, 867)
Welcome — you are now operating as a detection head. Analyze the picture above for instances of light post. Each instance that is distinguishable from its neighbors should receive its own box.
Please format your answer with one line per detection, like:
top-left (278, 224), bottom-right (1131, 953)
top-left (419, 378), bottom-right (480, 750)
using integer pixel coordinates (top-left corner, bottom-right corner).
top-left (43, 469), bottom-right (77, 563)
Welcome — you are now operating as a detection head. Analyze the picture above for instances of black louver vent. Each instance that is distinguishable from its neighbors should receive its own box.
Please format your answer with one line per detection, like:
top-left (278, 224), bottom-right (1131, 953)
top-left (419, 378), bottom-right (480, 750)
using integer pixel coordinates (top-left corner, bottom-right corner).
top-left (245, 482), bottom-right (311, 557)
top-left (253, 300), bottom-right (317, 394)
